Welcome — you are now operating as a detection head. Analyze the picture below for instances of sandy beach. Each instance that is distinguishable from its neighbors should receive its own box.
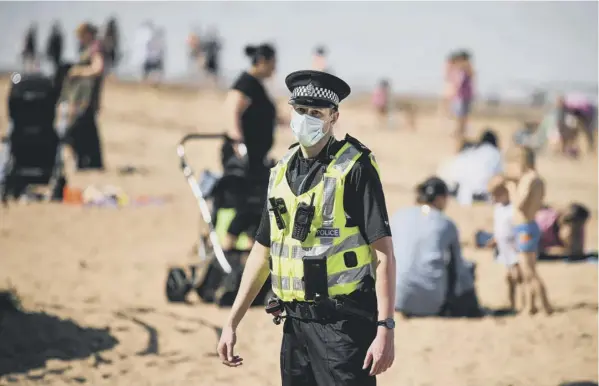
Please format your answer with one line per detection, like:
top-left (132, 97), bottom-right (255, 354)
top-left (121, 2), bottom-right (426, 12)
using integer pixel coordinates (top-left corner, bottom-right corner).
top-left (0, 77), bottom-right (597, 386)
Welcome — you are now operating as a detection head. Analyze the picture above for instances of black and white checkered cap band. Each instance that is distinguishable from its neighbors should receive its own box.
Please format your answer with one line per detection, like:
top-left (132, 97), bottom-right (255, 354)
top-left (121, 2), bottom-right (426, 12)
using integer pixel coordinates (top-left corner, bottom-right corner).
top-left (291, 83), bottom-right (340, 105)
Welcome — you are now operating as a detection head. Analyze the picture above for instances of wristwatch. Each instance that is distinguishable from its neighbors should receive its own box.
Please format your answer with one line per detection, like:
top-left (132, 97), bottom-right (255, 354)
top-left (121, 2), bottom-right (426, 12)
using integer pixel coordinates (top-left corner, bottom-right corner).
top-left (376, 318), bottom-right (395, 329)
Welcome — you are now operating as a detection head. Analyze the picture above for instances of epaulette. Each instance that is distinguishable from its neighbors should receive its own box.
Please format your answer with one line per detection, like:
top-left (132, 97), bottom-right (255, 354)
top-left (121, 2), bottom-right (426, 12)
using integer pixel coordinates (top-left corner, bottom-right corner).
top-left (288, 142), bottom-right (300, 150)
top-left (344, 134), bottom-right (371, 155)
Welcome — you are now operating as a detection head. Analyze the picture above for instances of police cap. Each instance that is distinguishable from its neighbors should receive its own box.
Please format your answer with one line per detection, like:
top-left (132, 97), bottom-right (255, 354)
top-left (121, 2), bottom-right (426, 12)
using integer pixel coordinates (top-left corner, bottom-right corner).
top-left (285, 70), bottom-right (351, 108)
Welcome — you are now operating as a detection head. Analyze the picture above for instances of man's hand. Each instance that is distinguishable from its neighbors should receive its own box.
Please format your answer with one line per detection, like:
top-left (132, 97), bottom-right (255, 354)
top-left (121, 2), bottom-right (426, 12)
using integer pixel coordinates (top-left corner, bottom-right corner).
top-left (363, 327), bottom-right (395, 376)
top-left (217, 325), bottom-right (243, 367)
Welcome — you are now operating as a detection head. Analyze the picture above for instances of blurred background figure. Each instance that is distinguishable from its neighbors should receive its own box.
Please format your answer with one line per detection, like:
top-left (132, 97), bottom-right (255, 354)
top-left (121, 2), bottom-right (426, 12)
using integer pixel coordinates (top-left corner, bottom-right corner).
top-left (372, 79), bottom-right (391, 129)
top-left (441, 51), bottom-right (457, 115)
top-left (102, 16), bottom-right (121, 76)
top-left (45, 21), bottom-right (63, 76)
top-left (187, 26), bottom-right (203, 77)
top-left (223, 43), bottom-right (283, 250)
top-left (67, 22), bottom-right (106, 170)
top-left (448, 50), bottom-right (475, 152)
top-left (133, 20), bottom-right (154, 80)
top-left (312, 45), bottom-right (330, 73)
top-left (548, 94), bottom-right (597, 157)
top-left (22, 23), bottom-right (38, 73)
top-left (202, 27), bottom-right (222, 88)
top-left (143, 27), bottom-right (166, 87)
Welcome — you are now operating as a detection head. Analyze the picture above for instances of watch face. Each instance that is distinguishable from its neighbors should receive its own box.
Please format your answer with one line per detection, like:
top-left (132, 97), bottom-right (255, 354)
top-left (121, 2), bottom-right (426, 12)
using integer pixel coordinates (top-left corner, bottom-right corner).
top-left (378, 318), bottom-right (395, 329)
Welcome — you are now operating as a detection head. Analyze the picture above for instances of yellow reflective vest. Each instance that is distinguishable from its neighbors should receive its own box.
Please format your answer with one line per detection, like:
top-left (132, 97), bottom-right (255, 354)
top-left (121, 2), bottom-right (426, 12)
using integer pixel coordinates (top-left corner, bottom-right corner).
top-left (268, 140), bottom-right (379, 302)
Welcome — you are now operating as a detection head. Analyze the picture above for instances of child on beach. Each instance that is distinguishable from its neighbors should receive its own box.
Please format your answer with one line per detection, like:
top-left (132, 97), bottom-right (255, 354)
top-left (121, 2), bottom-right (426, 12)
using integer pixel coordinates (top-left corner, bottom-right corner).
top-left (484, 175), bottom-right (524, 311)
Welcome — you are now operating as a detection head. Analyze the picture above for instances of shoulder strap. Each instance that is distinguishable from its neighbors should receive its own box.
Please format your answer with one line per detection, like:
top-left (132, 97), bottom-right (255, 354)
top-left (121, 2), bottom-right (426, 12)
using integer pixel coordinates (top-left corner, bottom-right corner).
top-left (344, 134), bottom-right (371, 155)
top-left (327, 142), bottom-right (363, 176)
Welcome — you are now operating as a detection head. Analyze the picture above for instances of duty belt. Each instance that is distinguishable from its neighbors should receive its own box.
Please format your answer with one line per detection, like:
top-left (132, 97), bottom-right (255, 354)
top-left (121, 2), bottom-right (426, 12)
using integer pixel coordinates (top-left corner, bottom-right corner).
top-left (283, 298), bottom-right (376, 323)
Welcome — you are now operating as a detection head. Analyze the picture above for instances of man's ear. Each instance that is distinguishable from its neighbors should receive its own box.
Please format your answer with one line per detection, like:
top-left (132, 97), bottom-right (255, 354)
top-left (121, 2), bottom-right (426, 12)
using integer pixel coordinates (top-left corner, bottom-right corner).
top-left (331, 110), bottom-right (339, 125)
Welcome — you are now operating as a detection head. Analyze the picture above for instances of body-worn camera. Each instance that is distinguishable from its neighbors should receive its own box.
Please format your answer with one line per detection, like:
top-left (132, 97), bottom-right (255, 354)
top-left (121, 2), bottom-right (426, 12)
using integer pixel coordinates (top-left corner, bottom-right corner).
top-left (269, 197), bottom-right (288, 230)
top-left (303, 256), bottom-right (328, 301)
top-left (292, 193), bottom-right (315, 242)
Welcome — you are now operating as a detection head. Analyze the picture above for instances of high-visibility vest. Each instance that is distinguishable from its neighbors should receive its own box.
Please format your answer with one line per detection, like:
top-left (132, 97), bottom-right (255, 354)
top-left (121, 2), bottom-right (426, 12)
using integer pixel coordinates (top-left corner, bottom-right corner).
top-left (268, 141), bottom-right (378, 302)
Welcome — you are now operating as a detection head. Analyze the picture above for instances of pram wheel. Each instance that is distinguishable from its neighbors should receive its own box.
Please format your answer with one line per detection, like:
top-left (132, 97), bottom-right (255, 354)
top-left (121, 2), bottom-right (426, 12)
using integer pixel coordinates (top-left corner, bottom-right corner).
top-left (165, 267), bottom-right (193, 303)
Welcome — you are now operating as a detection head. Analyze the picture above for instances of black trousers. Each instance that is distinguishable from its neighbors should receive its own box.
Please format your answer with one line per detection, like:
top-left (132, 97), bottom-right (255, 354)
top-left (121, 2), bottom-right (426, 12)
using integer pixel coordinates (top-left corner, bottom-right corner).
top-left (280, 317), bottom-right (377, 386)
top-left (69, 111), bottom-right (104, 170)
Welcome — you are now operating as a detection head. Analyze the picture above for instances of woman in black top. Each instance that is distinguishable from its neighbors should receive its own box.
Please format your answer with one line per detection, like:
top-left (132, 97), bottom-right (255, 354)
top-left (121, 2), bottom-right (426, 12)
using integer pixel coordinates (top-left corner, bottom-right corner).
top-left (66, 23), bottom-right (105, 170)
top-left (222, 43), bottom-right (286, 250)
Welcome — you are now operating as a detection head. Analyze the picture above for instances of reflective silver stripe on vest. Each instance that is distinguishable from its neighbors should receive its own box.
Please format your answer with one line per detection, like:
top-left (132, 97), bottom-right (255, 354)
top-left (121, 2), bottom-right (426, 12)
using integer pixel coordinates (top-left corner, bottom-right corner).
top-left (271, 264), bottom-right (372, 291)
top-left (270, 241), bottom-right (289, 258)
top-left (281, 233), bottom-right (366, 260)
top-left (321, 176), bottom-right (336, 227)
top-left (331, 145), bottom-right (361, 174)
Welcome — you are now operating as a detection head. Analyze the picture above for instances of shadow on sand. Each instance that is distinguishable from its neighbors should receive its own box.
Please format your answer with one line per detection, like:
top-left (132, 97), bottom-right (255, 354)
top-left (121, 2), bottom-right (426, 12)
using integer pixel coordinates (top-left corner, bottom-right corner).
top-left (0, 291), bottom-right (119, 377)
top-left (559, 382), bottom-right (598, 386)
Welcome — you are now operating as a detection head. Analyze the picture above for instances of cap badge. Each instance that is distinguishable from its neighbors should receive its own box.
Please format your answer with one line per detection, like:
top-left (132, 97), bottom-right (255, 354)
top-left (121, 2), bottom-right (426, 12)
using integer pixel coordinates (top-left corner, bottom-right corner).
top-left (305, 83), bottom-right (315, 97)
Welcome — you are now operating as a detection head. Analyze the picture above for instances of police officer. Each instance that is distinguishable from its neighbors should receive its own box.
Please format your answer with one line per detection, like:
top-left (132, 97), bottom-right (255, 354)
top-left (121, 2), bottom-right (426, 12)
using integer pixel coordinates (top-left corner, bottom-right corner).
top-left (217, 70), bottom-right (397, 386)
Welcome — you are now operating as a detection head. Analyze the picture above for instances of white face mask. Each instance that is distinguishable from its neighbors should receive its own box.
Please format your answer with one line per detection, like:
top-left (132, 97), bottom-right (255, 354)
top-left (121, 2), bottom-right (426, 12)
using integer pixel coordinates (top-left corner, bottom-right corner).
top-left (290, 110), bottom-right (329, 147)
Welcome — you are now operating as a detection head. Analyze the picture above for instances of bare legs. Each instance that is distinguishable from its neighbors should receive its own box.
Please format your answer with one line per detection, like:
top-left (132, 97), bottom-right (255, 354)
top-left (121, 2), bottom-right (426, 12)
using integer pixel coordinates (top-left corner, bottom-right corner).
top-left (518, 252), bottom-right (552, 315)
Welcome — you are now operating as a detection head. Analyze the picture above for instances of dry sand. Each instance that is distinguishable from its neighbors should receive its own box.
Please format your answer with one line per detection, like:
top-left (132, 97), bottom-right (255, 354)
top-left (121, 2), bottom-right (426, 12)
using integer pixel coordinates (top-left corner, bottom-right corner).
top-left (0, 78), bottom-right (597, 386)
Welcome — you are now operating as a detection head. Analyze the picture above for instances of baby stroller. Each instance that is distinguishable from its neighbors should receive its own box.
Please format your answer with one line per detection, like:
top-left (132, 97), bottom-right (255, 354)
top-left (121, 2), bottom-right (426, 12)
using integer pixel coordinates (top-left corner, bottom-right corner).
top-left (165, 133), bottom-right (273, 307)
top-left (1, 73), bottom-right (66, 203)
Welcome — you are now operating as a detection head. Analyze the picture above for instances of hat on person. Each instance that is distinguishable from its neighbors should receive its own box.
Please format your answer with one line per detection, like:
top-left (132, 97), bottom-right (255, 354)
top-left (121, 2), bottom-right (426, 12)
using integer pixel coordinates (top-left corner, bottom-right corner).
top-left (285, 70), bottom-right (351, 108)
top-left (417, 176), bottom-right (449, 203)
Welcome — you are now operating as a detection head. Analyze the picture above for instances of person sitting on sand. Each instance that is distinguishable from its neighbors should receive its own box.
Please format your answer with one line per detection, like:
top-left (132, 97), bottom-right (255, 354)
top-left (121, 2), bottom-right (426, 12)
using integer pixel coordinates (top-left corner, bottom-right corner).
top-left (481, 175), bottom-right (524, 311)
top-left (537, 203), bottom-right (591, 259)
top-left (440, 129), bottom-right (502, 204)
top-left (505, 146), bottom-right (552, 315)
top-left (391, 177), bottom-right (481, 317)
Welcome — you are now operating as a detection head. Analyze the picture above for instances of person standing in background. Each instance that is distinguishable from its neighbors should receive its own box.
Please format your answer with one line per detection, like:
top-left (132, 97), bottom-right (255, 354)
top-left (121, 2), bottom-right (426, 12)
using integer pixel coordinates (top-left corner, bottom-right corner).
top-left (440, 51), bottom-right (457, 115)
top-left (102, 17), bottom-right (120, 75)
top-left (45, 21), bottom-right (63, 76)
top-left (449, 50), bottom-right (475, 153)
top-left (22, 23), bottom-right (38, 73)
top-left (312, 45), bottom-right (331, 73)
top-left (143, 27), bottom-right (166, 87)
top-left (67, 22), bottom-right (105, 170)
top-left (187, 27), bottom-right (203, 77)
top-left (372, 79), bottom-right (391, 129)
top-left (202, 27), bottom-right (222, 88)
top-left (505, 146), bottom-right (552, 315)
top-left (221, 43), bottom-right (281, 251)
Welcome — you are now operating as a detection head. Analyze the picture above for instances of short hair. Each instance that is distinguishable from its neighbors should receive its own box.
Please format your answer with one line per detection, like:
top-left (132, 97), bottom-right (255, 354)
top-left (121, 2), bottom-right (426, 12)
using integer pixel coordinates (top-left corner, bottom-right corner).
top-left (562, 203), bottom-right (590, 224)
top-left (479, 129), bottom-right (498, 148)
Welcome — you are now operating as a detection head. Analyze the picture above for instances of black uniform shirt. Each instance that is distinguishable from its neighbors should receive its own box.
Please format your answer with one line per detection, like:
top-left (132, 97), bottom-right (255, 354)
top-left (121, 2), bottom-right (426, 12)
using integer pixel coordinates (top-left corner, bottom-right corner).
top-left (254, 135), bottom-right (392, 247)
